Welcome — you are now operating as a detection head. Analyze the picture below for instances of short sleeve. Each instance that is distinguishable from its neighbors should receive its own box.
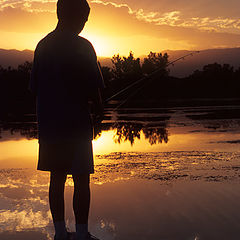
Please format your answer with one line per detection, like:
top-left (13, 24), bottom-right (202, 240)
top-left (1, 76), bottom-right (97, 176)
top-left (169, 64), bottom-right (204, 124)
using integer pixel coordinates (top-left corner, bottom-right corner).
top-left (83, 39), bottom-right (105, 89)
top-left (90, 60), bottom-right (105, 89)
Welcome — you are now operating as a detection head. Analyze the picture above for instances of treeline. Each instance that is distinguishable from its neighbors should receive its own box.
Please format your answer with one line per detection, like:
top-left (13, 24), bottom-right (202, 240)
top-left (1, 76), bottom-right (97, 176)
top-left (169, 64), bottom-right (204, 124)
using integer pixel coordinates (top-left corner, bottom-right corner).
top-left (102, 52), bottom-right (240, 101)
top-left (0, 62), bottom-right (35, 120)
top-left (101, 51), bottom-right (169, 100)
top-left (0, 51), bottom-right (240, 119)
top-left (185, 63), bottom-right (240, 98)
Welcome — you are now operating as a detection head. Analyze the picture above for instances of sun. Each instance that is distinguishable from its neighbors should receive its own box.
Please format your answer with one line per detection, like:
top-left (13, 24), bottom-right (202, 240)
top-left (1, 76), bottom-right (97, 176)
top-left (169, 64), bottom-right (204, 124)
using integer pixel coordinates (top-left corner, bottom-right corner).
top-left (81, 32), bottom-right (116, 57)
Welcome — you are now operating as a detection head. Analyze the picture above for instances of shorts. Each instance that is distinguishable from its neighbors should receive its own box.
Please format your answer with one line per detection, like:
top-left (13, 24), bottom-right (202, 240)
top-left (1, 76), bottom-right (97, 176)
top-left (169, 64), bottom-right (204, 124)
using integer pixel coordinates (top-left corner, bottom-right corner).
top-left (37, 139), bottom-right (94, 174)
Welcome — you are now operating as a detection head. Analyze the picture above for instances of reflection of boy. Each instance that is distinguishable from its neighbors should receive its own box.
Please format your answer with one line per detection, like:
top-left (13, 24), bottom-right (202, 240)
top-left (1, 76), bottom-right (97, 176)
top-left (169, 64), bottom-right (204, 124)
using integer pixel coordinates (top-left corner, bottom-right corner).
top-left (30, 0), bottom-right (104, 239)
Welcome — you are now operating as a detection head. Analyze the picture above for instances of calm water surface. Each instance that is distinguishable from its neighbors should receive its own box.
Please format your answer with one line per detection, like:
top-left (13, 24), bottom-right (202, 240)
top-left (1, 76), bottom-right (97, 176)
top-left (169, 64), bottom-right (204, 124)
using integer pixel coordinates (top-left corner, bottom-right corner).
top-left (1, 103), bottom-right (240, 240)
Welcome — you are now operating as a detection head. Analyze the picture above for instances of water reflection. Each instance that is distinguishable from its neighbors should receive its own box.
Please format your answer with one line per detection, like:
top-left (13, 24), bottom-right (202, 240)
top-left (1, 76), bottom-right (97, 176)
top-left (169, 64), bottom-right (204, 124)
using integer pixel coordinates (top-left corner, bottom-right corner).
top-left (185, 106), bottom-right (240, 131)
top-left (0, 108), bottom-right (171, 146)
top-left (1, 104), bottom-right (240, 239)
top-left (1, 150), bottom-right (240, 240)
top-left (0, 169), bottom-right (51, 239)
top-left (0, 122), bottom-right (37, 140)
top-left (94, 151), bottom-right (240, 183)
top-left (113, 122), bottom-right (168, 145)
top-left (143, 127), bottom-right (168, 145)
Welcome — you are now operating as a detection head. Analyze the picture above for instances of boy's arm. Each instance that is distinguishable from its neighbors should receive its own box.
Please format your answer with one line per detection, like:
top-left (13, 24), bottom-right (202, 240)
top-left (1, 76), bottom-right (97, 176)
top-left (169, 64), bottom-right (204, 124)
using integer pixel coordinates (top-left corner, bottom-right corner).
top-left (88, 88), bottom-right (104, 125)
top-left (88, 59), bottom-right (105, 124)
top-left (83, 40), bottom-right (105, 123)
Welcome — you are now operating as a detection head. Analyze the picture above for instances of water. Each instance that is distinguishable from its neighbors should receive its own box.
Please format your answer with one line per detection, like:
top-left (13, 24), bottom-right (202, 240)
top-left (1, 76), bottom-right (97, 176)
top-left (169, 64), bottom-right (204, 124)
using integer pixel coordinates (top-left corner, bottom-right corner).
top-left (1, 102), bottom-right (240, 240)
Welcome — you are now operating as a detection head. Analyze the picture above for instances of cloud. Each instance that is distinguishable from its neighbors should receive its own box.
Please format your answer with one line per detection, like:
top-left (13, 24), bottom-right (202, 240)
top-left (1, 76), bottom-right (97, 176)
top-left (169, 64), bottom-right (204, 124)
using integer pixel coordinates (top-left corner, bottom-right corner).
top-left (105, 0), bottom-right (240, 19)
top-left (91, 0), bottom-right (133, 14)
top-left (0, 5), bottom-right (56, 32)
top-left (1, 0), bottom-right (240, 34)
top-left (91, 0), bottom-right (240, 34)
top-left (0, 0), bottom-right (55, 11)
top-left (88, 0), bottom-right (240, 49)
top-left (0, 0), bottom-right (240, 52)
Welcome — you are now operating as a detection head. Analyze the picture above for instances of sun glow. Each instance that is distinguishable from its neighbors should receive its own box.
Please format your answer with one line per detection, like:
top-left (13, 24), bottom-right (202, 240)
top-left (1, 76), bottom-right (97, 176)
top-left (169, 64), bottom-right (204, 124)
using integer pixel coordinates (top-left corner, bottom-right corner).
top-left (0, 31), bottom-right (46, 51)
top-left (81, 33), bottom-right (115, 57)
top-left (82, 32), bottom-right (195, 57)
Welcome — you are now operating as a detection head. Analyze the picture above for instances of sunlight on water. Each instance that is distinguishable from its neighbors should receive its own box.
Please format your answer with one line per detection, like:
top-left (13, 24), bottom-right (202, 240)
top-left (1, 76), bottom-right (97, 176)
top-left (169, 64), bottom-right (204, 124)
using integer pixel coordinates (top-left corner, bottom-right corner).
top-left (93, 128), bottom-right (240, 154)
top-left (1, 105), bottom-right (240, 239)
top-left (92, 129), bottom-right (169, 154)
top-left (1, 166), bottom-right (240, 239)
top-left (0, 139), bottom-right (38, 168)
top-left (1, 126), bottom-right (240, 169)
top-left (1, 150), bottom-right (240, 239)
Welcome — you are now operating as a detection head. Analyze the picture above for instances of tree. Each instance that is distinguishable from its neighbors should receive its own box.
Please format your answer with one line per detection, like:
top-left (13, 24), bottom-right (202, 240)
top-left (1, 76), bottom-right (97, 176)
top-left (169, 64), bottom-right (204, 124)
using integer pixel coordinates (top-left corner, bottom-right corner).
top-left (202, 63), bottom-right (234, 79)
top-left (142, 52), bottom-right (169, 76)
top-left (18, 61), bottom-right (32, 74)
top-left (111, 51), bottom-right (142, 82)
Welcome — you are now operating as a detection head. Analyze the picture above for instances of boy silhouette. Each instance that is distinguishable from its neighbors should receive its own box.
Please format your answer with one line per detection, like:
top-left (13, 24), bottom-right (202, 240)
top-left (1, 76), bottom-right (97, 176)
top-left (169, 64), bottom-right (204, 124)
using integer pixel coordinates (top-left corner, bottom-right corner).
top-left (30, 0), bottom-right (104, 239)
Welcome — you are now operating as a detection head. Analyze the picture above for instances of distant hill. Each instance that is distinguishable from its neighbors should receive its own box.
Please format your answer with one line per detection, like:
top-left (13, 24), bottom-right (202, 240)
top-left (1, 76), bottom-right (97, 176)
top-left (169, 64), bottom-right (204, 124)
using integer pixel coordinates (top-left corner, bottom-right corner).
top-left (0, 48), bottom-right (113, 69)
top-left (166, 48), bottom-right (240, 77)
top-left (0, 48), bottom-right (239, 77)
top-left (0, 49), bottom-right (33, 68)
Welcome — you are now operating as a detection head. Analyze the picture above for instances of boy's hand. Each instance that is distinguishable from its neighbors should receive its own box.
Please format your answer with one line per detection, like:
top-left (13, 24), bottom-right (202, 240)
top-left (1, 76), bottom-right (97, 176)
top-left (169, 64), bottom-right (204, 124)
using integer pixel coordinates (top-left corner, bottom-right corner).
top-left (92, 105), bottom-right (104, 127)
top-left (88, 88), bottom-right (104, 127)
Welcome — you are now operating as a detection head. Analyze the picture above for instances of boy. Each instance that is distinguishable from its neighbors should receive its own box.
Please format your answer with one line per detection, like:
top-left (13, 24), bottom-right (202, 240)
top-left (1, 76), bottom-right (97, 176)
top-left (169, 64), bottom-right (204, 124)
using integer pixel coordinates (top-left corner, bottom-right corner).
top-left (30, 0), bottom-right (104, 239)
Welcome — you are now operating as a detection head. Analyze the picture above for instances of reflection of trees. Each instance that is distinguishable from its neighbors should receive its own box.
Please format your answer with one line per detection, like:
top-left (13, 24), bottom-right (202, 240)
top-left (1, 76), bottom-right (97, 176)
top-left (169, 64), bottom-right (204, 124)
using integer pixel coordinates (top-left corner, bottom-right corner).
top-left (143, 128), bottom-right (168, 145)
top-left (0, 122), bottom-right (38, 140)
top-left (0, 113), bottom-right (169, 146)
top-left (113, 123), bottom-right (142, 145)
top-left (113, 122), bottom-right (169, 146)
top-left (92, 122), bottom-right (111, 140)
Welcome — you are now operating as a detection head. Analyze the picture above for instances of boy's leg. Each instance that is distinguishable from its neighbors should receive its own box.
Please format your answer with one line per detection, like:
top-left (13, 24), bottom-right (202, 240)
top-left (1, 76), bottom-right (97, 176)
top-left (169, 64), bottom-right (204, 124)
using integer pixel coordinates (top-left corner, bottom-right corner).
top-left (49, 171), bottom-right (68, 239)
top-left (72, 174), bottom-right (90, 239)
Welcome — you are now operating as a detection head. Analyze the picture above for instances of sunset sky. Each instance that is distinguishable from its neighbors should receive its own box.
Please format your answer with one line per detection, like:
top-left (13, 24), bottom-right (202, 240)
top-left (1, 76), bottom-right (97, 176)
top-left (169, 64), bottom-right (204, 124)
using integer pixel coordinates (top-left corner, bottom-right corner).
top-left (0, 0), bottom-right (240, 57)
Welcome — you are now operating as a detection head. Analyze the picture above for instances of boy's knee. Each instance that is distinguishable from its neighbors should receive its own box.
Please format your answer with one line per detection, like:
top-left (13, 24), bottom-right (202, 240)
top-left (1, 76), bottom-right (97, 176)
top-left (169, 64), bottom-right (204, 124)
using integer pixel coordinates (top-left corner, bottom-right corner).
top-left (50, 172), bottom-right (67, 185)
top-left (72, 174), bottom-right (90, 188)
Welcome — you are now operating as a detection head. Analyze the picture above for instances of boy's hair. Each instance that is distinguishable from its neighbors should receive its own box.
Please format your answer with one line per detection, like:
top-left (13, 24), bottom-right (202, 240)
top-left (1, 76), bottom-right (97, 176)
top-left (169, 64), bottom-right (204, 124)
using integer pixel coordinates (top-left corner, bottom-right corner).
top-left (57, 0), bottom-right (90, 24)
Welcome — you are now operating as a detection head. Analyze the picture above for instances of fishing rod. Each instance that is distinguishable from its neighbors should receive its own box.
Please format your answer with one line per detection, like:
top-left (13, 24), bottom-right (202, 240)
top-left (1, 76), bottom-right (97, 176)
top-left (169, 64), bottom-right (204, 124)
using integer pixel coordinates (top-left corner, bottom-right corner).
top-left (104, 51), bottom-right (200, 106)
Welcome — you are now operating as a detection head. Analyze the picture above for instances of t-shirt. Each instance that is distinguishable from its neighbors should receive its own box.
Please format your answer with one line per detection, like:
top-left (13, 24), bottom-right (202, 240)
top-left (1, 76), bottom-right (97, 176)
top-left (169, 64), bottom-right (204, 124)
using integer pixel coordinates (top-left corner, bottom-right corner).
top-left (30, 29), bottom-right (104, 143)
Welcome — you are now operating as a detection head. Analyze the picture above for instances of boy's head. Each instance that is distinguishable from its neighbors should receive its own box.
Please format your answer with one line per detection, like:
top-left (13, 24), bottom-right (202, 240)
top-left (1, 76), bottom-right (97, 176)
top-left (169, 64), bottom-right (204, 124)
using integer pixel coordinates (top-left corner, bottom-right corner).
top-left (57, 0), bottom-right (90, 33)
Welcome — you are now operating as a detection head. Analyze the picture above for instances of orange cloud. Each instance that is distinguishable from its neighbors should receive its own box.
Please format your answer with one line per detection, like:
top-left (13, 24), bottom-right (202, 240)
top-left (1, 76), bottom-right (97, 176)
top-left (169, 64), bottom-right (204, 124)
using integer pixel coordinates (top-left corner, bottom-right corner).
top-left (91, 0), bottom-right (240, 33)
top-left (0, 0), bottom-right (240, 56)
top-left (0, 6), bottom-right (56, 32)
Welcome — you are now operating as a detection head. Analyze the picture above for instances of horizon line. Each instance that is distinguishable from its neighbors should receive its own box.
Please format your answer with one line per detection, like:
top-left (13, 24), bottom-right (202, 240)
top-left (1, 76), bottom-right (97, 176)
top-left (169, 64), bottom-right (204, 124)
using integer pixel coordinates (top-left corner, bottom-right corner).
top-left (1, 47), bottom-right (240, 59)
